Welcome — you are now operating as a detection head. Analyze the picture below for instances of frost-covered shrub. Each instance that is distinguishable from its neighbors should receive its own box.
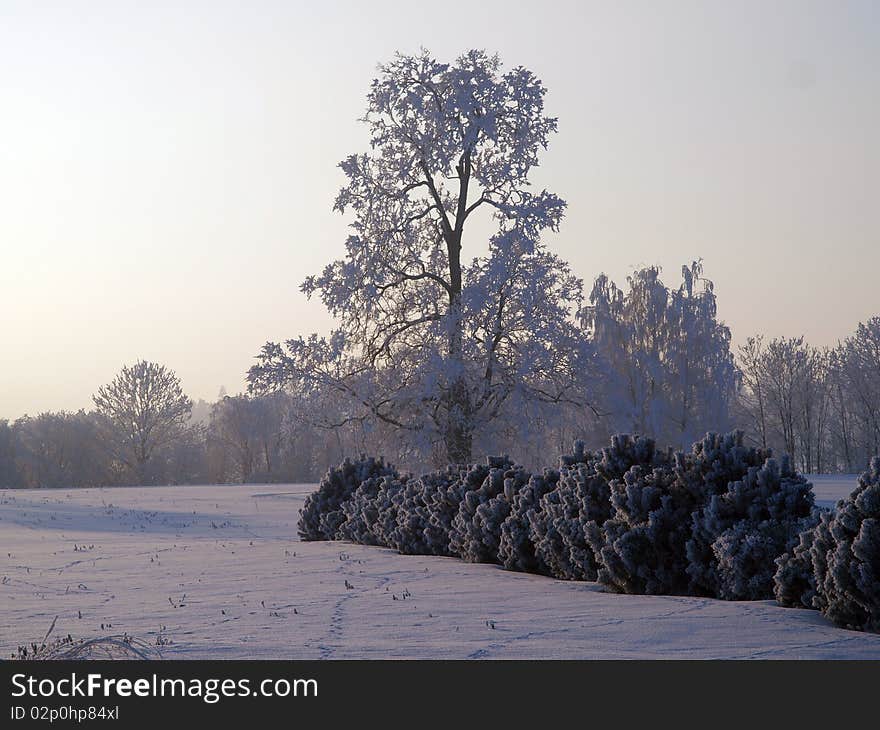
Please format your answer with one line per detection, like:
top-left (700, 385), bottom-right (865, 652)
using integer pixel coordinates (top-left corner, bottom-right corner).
top-left (337, 474), bottom-right (406, 546)
top-left (415, 469), bottom-right (467, 556)
top-left (337, 461), bottom-right (497, 556)
top-left (527, 435), bottom-right (667, 583)
top-left (591, 459), bottom-right (691, 595)
top-left (448, 458), bottom-right (520, 563)
top-left (529, 473), bottom-right (589, 580)
top-left (528, 450), bottom-right (615, 581)
top-left (593, 431), bottom-right (817, 599)
top-left (298, 456), bottom-right (399, 541)
top-left (386, 477), bottom-right (445, 555)
top-left (773, 510), bottom-right (828, 609)
top-left (593, 431), bottom-right (736, 596)
top-left (419, 459), bottom-right (491, 555)
top-left (813, 459), bottom-right (880, 632)
top-left (686, 454), bottom-right (815, 600)
top-left (559, 439), bottom-right (590, 468)
top-left (594, 433), bottom-right (671, 483)
top-left (586, 434), bottom-right (689, 592)
top-left (498, 469), bottom-right (560, 574)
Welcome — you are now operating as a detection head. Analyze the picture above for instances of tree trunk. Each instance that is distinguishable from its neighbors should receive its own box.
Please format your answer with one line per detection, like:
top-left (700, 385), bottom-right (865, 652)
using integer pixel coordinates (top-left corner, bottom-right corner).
top-left (444, 274), bottom-right (473, 464)
top-left (441, 154), bottom-right (474, 465)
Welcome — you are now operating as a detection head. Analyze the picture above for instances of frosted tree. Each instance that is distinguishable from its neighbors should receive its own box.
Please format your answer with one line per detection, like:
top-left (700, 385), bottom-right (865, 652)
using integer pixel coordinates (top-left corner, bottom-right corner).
top-left (209, 394), bottom-right (288, 483)
top-left (665, 262), bottom-right (739, 445)
top-left (835, 318), bottom-right (880, 467)
top-left (737, 336), bottom-right (769, 448)
top-left (13, 411), bottom-right (108, 488)
top-left (737, 336), bottom-right (833, 472)
top-left (248, 49), bottom-right (595, 464)
top-left (583, 263), bottom-right (737, 449)
top-left (93, 360), bottom-right (192, 483)
top-left (0, 421), bottom-right (23, 488)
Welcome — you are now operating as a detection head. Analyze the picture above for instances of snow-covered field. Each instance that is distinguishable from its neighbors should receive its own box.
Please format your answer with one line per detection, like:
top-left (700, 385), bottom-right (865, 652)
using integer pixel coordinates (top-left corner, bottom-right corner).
top-left (2, 476), bottom-right (878, 660)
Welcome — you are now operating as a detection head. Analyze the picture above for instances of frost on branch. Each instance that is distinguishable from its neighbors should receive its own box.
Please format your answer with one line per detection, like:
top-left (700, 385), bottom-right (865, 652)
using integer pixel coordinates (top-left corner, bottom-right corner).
top-left (297, 456), bottom-right (399, 541)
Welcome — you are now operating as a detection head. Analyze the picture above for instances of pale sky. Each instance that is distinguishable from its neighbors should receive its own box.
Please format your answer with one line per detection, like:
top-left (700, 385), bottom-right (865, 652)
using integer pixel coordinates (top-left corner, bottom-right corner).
top-left (1, 1), bottom-right (878, 420)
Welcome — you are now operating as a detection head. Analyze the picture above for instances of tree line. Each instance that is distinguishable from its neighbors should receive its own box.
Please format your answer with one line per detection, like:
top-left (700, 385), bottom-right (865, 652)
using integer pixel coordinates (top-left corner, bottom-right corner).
top-left (2, 49), bottom-right (876, 487)
top-left (2, 302), bottom-right (878, 489)
top-left (0, 361), bottom-right (374, 488)
top-left (736, 318), bottom-right (880, 474)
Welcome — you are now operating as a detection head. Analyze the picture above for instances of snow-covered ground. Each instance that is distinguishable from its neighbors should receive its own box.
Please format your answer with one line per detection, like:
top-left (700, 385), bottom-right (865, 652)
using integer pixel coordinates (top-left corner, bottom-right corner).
top-left (2, 477), bottom-right (878, 660)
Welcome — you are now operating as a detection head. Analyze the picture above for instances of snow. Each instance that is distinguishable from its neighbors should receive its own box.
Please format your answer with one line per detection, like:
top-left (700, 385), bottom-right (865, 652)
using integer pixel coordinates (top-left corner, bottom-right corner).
top-left (807, 474), bottom-right (861, 510)
top-left (2, 481), bottom-right (879, 659)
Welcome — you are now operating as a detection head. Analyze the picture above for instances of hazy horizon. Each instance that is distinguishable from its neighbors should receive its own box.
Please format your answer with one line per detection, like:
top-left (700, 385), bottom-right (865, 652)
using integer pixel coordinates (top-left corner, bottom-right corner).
top-left (2, 0), bottom-right (878, 420)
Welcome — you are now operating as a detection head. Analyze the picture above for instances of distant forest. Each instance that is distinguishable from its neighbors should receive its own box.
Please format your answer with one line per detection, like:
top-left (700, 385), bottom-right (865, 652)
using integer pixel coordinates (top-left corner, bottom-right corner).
top-left (2, 266), bottom-right (878, 488)
top-left (3, 50), bottom-right (879, 488)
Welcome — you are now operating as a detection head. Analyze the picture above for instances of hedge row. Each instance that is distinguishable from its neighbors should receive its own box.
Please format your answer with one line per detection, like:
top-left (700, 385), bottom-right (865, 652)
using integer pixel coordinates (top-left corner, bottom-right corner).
top-left (298, 433), bottom-right (879, 633)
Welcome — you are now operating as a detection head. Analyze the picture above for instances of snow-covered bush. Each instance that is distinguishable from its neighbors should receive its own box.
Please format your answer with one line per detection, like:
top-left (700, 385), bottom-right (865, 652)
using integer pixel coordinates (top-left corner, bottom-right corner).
top-left (526, 443), bottom-right (614, 581)
top-left (299, 432), bottom-right (837, 618)
top-left (590, 458), bottom-right (688, 595)
top-left (498, 469), bottom-right (560, 574)
top-left (529, 471), bottom-right (590, 580)
top-left (594, 433), bottom-right (670, 484)
top-left (386, 477), bottom-right (446, 555)
top-left (773, 510), bottom-right (829, 609)
top-left (592, 431), bottom-right (816, 599)
top-left (591, 432), bottom-right (738, 595)
top-left (686, 453), bottom-right (815, 600)
top-left (448, 458), bottom-right (520, 563)
top-left (813, 459), bottom-right (880, 632)
top-left (417, 468), bottom-right (470, 556)
top-left (336, 461), bottom-right (500, 556)
top-left (526, 435), bottom-right (666, 582)
top-left (336, 474), bottom-right (406, 546)
top-left (297, 456), bottom-right (398, 541)
top-left (559, 439), bottom-right (590, 468)
top-left (586, 434), bottom-right (689, 593)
